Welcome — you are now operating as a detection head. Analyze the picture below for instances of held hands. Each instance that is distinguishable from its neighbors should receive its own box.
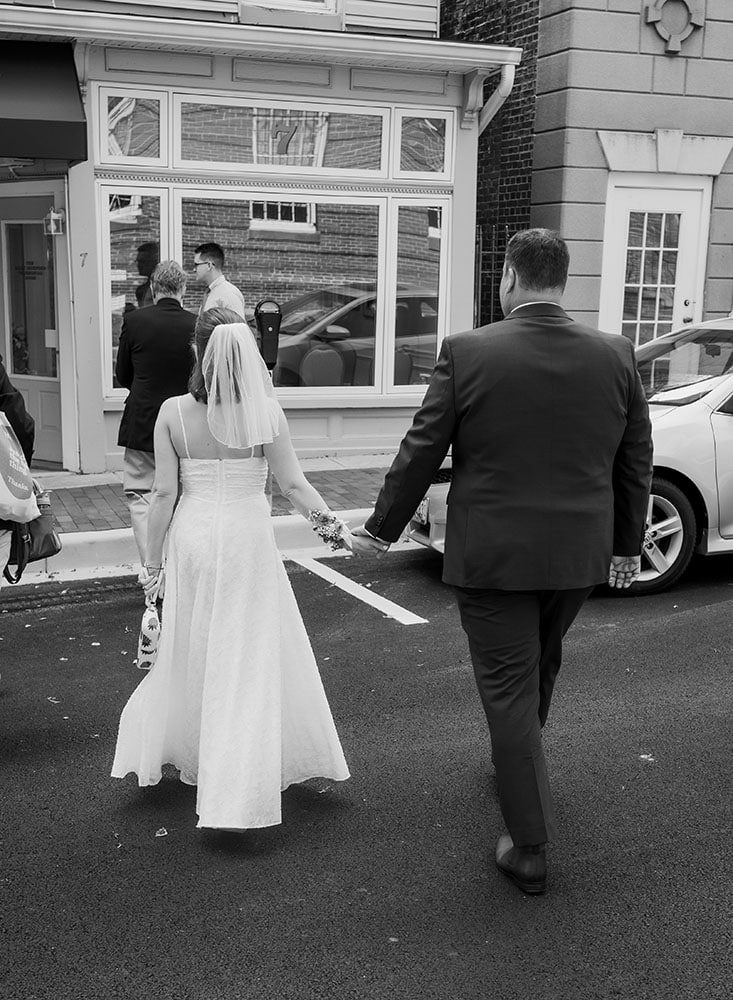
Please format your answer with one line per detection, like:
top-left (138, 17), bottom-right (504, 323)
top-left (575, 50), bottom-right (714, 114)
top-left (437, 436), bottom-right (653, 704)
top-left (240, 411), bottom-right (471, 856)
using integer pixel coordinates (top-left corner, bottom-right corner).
top-left (140, 565), bottom-right (165, 602)
top-left (350, 525), bottom-right (391, 556)
top-left (608, 554), bottom-right (641, 590)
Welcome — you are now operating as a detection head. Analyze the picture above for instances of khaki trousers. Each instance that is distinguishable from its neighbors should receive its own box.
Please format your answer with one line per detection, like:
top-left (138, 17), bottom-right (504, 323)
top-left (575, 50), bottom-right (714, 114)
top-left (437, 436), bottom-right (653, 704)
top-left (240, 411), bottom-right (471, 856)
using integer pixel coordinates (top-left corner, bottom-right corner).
top-left (122, 448), bottom-right (156, 566)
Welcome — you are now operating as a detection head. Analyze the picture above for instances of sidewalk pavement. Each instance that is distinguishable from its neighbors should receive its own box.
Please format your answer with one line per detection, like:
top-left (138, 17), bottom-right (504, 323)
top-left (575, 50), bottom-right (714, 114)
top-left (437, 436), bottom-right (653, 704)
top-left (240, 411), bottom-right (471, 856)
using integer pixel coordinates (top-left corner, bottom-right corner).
top-left (20, 454), bottom-right (396, 584)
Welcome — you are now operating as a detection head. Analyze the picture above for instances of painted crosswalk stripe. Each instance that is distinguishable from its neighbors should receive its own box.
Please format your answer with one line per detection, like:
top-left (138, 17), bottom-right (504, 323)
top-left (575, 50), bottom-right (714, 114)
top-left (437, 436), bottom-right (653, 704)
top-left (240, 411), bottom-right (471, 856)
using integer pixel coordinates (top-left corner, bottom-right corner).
top-left (290, 556), bottom-right (428, 626)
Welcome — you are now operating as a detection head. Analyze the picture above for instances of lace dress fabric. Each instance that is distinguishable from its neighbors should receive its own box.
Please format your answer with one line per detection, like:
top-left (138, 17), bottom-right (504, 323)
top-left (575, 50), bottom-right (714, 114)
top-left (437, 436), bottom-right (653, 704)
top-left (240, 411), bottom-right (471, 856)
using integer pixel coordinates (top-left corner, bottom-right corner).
top-left (111, 449), bottom-right (349, 829)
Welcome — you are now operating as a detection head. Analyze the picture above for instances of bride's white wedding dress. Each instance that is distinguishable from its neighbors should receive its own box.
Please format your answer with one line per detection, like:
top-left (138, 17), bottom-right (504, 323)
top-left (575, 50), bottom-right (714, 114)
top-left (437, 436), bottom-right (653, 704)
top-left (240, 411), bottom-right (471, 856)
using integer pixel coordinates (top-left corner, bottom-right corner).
top-left (111, 442), bottom-right (350, 829)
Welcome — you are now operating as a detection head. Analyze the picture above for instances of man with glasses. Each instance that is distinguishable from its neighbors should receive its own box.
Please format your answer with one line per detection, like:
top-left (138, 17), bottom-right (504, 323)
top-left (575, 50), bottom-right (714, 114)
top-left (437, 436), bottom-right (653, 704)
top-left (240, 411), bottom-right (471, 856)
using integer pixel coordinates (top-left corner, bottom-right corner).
top-left (192, 242), bottom-right (245, 320)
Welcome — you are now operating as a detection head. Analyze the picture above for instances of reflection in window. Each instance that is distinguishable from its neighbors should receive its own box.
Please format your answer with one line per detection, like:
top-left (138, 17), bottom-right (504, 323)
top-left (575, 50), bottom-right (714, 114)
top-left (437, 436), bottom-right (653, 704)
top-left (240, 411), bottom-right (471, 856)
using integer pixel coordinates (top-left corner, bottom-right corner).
top-left (393, 206), bottom-right (441, 385)
top-left (621, 210), bottom-right (680, 346)
top-left (107, 97), bottom-right (160, 158)
top-left (180, 200), bottom-right (380, 387)
top-left (253, 109), bottom-right (328, 167)
top-left (270, 205), bottom-right (381, 388)
top-left (637, 329), bottom-right (733, 398)
top-left (180, 198), bottom-right (251, 316)
top-left (250, 200), bottom-right (315, 231)
top-left (400, 117), bottom-right (446, 173)
top-left (179, 102), bottom-right (383, 171)
top-left (107, 193), bottom-right (161, 386)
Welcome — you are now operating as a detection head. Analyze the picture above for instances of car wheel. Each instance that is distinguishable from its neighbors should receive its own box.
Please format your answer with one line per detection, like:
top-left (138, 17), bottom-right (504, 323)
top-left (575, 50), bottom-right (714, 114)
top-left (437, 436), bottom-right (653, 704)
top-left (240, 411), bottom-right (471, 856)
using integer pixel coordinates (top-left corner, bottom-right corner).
top-left (630, 478), bottom-right (697, 596)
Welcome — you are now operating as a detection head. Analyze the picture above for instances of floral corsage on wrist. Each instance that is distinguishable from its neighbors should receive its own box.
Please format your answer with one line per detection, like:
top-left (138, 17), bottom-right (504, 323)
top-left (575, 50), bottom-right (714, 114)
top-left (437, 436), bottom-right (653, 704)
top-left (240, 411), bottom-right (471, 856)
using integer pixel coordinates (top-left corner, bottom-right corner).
top-left (308, 509), bottom-right (350, 551)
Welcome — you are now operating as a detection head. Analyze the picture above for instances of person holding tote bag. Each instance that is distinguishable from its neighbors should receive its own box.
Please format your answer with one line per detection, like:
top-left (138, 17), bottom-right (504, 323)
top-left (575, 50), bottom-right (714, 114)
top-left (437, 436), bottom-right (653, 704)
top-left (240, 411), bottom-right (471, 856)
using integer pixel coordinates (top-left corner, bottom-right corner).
top-left (0, 356), bottom-right (36, 577)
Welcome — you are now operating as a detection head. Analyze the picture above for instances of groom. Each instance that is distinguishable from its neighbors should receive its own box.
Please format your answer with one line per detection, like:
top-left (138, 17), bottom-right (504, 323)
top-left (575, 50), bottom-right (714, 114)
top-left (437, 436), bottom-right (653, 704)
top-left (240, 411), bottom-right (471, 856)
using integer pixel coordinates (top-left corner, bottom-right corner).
top-left (353, 229), bottom-right (652, 895)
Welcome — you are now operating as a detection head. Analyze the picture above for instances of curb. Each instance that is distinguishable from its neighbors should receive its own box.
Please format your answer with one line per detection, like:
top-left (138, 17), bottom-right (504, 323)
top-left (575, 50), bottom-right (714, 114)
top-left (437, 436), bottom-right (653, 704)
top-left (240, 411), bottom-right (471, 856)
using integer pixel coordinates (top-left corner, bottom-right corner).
top-left (13, 508), bottom-right (374, 585)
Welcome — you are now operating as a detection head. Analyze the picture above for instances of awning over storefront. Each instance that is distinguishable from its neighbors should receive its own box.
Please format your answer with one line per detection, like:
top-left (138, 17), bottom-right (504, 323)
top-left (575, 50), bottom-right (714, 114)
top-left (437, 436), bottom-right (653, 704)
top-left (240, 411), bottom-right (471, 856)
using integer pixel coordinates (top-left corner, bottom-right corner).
top-left (0, 41), bottom-right (87, 163)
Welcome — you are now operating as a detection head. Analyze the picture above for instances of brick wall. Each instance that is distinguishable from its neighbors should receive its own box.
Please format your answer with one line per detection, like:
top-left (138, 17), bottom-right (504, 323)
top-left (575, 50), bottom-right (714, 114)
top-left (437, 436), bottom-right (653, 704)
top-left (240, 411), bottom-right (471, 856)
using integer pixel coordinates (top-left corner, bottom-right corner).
top-left (441, 0), bottom-right (539, 324)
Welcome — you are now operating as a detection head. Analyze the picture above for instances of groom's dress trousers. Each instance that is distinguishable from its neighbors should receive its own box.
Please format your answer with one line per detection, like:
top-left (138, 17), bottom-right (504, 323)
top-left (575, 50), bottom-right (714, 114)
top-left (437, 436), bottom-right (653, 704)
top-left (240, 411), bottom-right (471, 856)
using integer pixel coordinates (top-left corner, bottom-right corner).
top-left (116, 298), bottom-right (196, 563)
top-left (365, 304), bottom-right (652, 846)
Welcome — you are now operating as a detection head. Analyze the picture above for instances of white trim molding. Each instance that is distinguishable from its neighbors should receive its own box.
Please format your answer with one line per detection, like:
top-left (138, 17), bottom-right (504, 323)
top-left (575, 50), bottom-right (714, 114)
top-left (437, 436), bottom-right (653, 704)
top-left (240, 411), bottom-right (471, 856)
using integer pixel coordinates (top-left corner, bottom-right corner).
top-left (598, 130), bottom-right (733, 177)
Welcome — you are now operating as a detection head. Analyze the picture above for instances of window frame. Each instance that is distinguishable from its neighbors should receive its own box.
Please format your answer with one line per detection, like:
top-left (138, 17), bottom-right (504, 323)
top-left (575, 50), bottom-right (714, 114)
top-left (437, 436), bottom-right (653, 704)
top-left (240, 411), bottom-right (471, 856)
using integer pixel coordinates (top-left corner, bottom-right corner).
top-left (99, 181), bottom-right (452, 403)
top-left (172, 185), bottom-right (389, 400)
top-left (392, 108), bottom-right (454, 182)
top-left (96, 86), bottom-right (169, 168)
top-left (173, 93), bottom-right (391, 178)
top-left (98, 183), bottom-right (170, 400)
top-left (382, 195), bottom-right (451, 394)
top-left (95, 80), bottom-right (456, 404)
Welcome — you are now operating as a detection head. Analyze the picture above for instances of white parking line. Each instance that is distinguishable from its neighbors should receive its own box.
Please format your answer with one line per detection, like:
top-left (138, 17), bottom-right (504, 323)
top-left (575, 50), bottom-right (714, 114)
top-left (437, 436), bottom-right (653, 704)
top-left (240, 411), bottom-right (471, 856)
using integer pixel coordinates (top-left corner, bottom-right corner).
top-left (290, 556), bottom-right (429, 626)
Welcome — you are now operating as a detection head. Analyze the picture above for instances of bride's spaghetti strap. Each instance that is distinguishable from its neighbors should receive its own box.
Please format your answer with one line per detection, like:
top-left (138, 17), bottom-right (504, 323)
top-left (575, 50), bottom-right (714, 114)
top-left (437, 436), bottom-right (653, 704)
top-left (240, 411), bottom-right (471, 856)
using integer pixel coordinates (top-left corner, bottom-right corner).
top-left (176, 397), bottom-right (192, 459)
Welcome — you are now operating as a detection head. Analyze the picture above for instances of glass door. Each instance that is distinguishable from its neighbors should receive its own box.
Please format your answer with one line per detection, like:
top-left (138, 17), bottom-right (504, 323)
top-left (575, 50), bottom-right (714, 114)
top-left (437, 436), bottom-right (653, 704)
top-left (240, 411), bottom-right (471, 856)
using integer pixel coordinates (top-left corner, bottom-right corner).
top-left (1, 217), bottom-right (62, 465)
top-left (599, 181), bottom-right (711, 344)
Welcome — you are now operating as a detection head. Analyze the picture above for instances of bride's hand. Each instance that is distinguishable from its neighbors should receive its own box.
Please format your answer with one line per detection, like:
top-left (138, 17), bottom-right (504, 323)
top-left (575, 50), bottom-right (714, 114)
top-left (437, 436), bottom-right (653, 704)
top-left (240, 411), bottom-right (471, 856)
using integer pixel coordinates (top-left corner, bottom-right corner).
top-left (141, 566), bottom-right (165, 601)
top-left (340, 526), bottom-right (355, 554)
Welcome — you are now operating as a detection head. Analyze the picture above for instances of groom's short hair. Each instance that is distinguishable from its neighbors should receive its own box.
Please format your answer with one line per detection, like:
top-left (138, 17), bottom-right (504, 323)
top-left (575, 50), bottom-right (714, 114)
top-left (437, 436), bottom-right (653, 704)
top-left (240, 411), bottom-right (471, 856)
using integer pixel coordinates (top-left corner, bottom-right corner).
top-left (505, 229), bottom-right (570, 292)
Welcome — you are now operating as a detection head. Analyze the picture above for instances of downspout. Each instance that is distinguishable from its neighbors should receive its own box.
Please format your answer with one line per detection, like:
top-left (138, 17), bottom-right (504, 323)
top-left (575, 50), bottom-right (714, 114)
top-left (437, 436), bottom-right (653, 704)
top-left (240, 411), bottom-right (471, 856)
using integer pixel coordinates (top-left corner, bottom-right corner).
top-left (479, 64), bottom-right (516, 134)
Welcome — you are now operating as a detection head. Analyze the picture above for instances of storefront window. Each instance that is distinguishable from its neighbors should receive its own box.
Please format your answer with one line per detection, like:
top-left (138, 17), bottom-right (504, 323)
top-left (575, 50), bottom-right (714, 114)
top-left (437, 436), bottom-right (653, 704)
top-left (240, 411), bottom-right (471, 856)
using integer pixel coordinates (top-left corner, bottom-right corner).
top-left (106, 192), bottom-right (162, 387)
top-left (180, 196), bottom-right (381, 387)
top-left (178, 100), bottom-right (385, 172)
top-left (393, 206), bottom-right (442, 386)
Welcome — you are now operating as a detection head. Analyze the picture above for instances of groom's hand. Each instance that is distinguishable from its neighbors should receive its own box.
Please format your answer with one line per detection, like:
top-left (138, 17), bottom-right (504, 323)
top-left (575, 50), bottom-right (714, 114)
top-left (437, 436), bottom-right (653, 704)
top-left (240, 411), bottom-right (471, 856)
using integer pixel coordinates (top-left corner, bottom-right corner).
top-left (608, 554), bottom-right (641, 589)
top-left (351, 525), bottom-right (391, 556)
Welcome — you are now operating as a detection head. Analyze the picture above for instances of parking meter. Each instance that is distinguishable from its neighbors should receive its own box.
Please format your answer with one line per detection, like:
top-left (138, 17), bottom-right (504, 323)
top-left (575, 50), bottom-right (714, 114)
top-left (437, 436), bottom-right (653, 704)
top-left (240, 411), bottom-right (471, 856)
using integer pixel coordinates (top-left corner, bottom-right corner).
top-left (254, 299), bottom-right (282, 372)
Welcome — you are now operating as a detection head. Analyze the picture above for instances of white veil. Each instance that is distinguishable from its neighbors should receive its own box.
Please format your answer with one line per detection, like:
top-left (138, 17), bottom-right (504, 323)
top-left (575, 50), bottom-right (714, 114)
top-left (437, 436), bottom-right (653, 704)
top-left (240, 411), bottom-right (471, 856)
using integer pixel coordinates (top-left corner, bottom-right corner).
top-left (201, 322), bottom-right (282, 449)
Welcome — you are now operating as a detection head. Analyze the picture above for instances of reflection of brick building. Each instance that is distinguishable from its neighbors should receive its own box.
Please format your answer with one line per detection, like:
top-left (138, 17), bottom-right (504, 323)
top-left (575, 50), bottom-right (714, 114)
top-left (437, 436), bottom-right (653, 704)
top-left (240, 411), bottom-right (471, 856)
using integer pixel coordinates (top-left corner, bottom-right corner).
top-left (0, 2), bottom-right (522, 470)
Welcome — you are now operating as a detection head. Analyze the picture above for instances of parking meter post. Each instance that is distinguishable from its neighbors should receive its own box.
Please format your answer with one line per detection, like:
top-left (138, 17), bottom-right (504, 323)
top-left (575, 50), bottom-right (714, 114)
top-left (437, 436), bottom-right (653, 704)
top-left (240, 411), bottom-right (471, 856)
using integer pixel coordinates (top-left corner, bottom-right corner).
top-left (253, 299), bottom-right (282, 373)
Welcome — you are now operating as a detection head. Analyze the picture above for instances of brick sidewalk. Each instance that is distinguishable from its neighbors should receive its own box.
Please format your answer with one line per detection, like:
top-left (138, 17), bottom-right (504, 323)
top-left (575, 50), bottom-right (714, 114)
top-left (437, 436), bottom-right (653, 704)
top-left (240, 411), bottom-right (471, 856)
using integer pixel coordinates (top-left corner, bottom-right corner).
top-left (49, 468), bottom-right (389, 533)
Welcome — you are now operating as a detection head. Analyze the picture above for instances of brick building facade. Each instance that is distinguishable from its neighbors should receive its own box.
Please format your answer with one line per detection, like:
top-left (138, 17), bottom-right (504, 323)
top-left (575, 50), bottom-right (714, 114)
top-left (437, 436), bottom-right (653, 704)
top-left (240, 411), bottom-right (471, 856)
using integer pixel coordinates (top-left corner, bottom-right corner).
top-left (442, 0), bottom-right (733, 337)
top-left (442, 1), bottom-right (540, 324)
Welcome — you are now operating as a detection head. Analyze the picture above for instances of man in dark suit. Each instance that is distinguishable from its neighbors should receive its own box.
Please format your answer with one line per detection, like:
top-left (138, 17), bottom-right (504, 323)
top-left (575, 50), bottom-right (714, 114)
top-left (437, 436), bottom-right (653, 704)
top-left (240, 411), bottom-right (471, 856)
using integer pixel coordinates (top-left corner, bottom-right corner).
top-left (353, 229), bottom-right (652, 895)
top-left (116, 260), bottom-right (196, 571)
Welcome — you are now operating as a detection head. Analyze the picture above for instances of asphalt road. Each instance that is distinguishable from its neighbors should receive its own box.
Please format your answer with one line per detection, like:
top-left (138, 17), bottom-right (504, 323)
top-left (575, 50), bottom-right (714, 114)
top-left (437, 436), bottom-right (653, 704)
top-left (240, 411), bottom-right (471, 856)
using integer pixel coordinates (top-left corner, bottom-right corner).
top-left (1, 549), bottom-right (732, 1000)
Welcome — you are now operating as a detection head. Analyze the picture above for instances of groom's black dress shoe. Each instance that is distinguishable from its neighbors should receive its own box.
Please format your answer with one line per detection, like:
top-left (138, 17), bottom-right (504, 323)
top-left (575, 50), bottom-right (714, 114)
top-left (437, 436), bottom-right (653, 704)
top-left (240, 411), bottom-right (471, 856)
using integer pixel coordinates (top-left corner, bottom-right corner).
top-left (495, 834), bottom-right (547, 895)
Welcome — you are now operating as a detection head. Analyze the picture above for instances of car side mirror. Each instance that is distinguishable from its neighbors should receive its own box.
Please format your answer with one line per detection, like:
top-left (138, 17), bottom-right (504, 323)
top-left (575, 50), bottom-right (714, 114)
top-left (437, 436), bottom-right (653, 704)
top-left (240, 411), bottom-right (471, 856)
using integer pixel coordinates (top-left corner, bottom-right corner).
top-left (318, 325), bottom-right (350, 342)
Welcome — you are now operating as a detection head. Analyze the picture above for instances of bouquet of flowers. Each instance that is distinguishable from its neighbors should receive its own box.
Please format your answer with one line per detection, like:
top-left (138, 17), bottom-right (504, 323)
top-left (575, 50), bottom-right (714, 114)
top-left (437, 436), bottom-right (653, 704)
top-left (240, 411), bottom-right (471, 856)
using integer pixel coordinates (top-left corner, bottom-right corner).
top-left (308, 509), bottom-right (351, 551)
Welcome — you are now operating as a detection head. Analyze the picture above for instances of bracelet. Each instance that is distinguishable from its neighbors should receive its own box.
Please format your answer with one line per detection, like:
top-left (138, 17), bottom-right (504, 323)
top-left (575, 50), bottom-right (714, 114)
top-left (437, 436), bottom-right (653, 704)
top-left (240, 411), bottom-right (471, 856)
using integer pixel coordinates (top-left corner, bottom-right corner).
top-left (144, 564), bottom-right (162, 574)
top-left (308, 509), bottom-right (347, 551)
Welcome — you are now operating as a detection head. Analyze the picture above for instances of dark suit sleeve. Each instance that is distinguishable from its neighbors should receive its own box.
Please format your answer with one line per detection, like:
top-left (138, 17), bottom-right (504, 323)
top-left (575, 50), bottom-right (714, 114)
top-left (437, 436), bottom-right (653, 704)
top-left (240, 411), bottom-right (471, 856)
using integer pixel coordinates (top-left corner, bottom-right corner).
top-left (612, 340), bottom-right (653, 555)
top-left (0, 360), bottom-right (35, 465)
top-left (116, 315), bottom-right (133, 389)
top-left (365, 337), bottom-right (457, 542)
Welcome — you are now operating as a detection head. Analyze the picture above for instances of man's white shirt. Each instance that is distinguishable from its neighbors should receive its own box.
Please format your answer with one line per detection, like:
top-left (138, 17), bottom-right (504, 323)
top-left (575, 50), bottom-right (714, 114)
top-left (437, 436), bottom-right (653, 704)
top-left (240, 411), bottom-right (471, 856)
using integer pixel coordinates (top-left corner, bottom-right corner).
top-left (201, 275), bottom-right (246, 319)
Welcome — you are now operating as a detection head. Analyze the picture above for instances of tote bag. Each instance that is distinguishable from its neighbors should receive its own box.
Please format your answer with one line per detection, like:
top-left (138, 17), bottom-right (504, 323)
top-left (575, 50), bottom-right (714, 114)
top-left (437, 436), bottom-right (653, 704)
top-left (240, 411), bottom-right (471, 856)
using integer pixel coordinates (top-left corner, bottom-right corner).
top-left (0, 411), bottom-right (40, 523)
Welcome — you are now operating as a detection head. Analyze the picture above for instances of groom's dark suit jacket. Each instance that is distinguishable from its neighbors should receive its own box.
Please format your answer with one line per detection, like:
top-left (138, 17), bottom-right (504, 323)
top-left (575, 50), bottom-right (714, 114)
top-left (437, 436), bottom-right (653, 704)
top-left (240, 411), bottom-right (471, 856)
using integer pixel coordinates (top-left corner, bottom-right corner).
top-left (365, 303), bottom-right (653, 590)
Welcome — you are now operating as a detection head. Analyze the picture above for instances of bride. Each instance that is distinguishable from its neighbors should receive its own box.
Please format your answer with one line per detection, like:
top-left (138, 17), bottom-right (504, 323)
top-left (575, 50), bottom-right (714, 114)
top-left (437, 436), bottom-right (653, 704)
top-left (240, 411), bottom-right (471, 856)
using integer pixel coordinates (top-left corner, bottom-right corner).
top-left (111, 307), bottom-right (351, 830)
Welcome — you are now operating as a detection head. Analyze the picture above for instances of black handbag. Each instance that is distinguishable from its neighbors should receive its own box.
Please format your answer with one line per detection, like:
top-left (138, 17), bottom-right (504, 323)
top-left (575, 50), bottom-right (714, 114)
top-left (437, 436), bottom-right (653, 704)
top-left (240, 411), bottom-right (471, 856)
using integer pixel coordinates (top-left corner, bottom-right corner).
top-left (3, 488), bottom-right (62, 584)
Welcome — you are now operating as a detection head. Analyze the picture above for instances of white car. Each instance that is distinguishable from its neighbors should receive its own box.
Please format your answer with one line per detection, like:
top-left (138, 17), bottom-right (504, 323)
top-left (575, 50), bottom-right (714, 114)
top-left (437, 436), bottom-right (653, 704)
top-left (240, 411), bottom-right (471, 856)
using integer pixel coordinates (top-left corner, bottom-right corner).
top-left (407, 315), bottom-right (733, 595)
